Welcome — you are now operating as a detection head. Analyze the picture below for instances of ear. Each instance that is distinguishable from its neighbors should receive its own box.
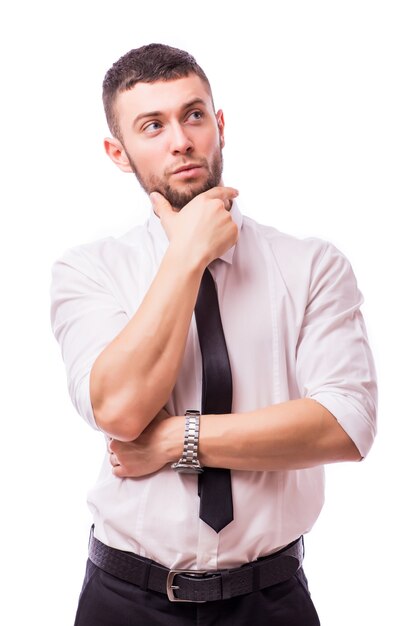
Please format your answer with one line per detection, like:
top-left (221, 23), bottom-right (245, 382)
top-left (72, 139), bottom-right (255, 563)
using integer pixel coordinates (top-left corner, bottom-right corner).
top-left (216, 110), bottom-right (225, 149)
top-left (104, 137), bottom-right (133, 173)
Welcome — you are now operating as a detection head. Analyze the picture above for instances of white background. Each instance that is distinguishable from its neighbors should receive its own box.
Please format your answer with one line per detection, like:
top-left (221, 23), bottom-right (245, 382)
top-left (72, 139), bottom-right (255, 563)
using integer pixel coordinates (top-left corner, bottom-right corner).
top-left (1, 1), bottom-right (416, 624)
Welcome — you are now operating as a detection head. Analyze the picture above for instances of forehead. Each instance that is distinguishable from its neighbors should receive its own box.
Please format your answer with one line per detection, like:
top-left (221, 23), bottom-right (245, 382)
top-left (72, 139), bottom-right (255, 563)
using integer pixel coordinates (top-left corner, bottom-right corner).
top-left (115, 74), bottom-right (213, 126)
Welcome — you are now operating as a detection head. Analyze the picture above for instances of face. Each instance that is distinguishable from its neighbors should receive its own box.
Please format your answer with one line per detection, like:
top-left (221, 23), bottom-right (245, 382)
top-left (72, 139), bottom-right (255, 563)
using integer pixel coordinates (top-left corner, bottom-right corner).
top-left (105, 74), bottom-right (225, 210)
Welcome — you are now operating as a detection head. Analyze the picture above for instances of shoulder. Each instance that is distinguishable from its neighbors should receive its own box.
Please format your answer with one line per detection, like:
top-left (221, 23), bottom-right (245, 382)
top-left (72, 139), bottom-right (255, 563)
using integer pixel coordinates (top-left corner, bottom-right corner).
top-left (51, 223), bottom-right (149, 280)
top-left (240, 214), bottom-right (358, 294)
top-left (241, 214), bottom-right (334, 267)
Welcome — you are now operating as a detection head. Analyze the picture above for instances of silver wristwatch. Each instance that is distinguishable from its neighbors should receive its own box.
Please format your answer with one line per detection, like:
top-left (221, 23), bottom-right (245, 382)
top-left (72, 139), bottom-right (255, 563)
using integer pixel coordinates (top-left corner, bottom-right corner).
top-left (171, 410), bottom-right (204, 474)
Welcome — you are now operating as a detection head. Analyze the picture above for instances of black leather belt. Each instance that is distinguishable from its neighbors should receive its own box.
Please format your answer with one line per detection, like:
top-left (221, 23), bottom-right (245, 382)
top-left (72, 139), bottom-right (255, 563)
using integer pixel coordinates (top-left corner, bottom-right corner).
top-left (88, 533), bottom-right (304, 603)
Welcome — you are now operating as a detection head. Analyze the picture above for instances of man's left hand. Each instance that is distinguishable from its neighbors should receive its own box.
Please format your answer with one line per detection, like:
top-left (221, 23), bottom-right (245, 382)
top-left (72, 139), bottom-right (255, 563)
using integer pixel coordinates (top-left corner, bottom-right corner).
top-left (108, 408), bottom-right (181, 478)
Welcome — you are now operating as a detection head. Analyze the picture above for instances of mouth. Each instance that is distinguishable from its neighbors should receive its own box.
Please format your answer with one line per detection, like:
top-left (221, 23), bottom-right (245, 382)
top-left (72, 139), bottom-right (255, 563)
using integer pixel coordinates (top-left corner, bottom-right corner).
top-left (171, 163), bottom-right (204, 178)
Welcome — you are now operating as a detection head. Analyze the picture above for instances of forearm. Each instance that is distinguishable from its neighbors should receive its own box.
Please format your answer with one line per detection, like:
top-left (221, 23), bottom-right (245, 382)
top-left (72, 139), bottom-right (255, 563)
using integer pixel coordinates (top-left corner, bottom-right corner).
top-left (198, 399), bottom-right (361, 470)
top-left (91, 244), bottom-right (204, 441)
top-left (110, 399), bottom-right (362, 478)
top-left (90, 187), bottom-right (238, 441)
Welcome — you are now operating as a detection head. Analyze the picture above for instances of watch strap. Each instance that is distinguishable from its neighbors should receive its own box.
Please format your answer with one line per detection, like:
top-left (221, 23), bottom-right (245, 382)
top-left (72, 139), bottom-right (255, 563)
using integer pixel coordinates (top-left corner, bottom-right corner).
top-left (171, 410), bottom-right (203, 473)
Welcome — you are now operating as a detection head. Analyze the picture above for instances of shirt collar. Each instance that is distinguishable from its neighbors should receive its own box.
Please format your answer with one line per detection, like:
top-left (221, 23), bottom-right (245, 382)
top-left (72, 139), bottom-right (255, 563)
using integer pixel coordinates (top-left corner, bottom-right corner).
top-left (147, 199), bottom-right (243, 265)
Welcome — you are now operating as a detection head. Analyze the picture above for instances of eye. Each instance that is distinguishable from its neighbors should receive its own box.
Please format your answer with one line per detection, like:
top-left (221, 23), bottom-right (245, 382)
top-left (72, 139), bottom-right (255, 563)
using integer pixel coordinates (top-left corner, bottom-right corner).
top-left (143, 121), bottom-right (162, 134)
top-left (187, 110), bottom-right (204, 122)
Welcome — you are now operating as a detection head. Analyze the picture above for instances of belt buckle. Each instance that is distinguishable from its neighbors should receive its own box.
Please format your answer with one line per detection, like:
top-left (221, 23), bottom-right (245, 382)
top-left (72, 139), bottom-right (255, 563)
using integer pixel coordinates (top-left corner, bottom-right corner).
top-left (166, 569), bottom-right (208, 602)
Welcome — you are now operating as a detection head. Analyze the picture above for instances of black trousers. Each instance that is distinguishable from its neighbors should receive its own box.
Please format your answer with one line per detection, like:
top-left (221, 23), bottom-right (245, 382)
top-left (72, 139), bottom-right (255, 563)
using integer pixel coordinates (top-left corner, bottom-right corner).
top-left (74, 559), bottom-right (320, 625)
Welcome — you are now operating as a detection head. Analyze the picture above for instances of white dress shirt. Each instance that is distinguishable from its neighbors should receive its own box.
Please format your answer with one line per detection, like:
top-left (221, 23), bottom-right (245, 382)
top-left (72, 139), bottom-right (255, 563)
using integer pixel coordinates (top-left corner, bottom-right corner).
top-left (50, 202), bottom-right (377, 570)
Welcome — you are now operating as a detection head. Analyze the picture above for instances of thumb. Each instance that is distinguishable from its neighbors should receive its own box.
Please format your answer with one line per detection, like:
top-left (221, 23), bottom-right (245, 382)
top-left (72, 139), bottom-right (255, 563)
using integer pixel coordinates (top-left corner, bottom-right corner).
top-left (150, 191), bottom-right (173, 219)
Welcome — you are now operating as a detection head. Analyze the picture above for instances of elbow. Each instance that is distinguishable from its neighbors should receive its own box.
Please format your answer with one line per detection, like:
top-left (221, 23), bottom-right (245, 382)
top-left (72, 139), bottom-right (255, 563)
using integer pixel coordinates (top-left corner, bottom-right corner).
top-left (335, 423), bottom-right (373, 463)
top-left (345, 439), bottom-right (363, 463)
top-left (89, 364), bottom-right (171, 441)
top-left (92, 399), bottom-right (147, 442)
top-left (327, 431), bottom-right (363, 464)
top-left (90, 368), bottom-right (149, 441)
top-left (322, 407), bottom-right (366, 464)
top-left (311, 393), bottom-right (377, 464)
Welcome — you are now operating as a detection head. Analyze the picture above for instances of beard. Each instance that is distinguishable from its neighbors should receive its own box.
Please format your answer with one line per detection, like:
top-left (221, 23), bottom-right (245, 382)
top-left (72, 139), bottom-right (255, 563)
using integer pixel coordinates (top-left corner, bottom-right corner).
top-left (125, 148), bottom-right (223, 210)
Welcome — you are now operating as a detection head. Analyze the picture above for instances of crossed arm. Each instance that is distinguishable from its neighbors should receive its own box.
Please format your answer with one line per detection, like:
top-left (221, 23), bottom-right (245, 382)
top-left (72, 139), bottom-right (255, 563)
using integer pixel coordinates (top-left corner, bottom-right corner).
top-left (108, 398), bottom-right (361, 479)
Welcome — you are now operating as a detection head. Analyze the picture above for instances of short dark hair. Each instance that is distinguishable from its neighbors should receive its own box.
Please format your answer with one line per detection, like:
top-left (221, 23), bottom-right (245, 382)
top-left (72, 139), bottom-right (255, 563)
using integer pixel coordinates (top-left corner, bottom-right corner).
top-left (102, 43), bottom-right (212, 139)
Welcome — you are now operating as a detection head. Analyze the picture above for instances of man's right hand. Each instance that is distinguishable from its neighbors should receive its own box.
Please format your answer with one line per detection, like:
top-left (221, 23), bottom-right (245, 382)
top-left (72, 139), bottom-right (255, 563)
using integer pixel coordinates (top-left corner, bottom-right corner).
top-left (150, 187), bottom-right (239, 268)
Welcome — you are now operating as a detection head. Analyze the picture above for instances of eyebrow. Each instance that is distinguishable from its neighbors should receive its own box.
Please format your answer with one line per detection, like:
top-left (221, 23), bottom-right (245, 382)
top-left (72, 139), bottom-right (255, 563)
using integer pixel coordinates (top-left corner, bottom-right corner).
top-left (132, 98), bottom-right (208, 128)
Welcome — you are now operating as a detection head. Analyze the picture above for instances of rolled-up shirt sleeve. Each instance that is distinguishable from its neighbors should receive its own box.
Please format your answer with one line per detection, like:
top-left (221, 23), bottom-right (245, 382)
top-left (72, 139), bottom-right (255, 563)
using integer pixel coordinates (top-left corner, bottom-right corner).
top-left (50, 247), bottom-right (129, 430)
top-left (296, 242), bottom-right (377, 458)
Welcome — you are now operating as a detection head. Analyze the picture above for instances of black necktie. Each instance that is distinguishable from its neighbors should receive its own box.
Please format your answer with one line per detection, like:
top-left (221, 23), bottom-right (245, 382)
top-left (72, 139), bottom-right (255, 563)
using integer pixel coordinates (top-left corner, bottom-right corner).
top-left (194, 267), bottom-right (234, 532)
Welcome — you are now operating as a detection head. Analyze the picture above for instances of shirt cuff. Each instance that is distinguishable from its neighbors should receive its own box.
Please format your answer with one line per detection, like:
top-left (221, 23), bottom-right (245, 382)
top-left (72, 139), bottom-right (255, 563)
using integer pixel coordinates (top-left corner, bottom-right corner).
top-left (309, 391), bottom-right (377, 459)
top-left (72, 370), bottom-right (100, 431)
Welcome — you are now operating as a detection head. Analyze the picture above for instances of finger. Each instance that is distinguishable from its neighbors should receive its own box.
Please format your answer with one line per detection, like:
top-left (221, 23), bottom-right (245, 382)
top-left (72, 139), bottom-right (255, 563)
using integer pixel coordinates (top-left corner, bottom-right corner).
top-left (109, 452), bottom-right (120, 467)
top-left (108, 438), bottom-right (125, 454)
top-left (150, 191), bottom-right (173, 219)
top-left (202, 186), bottom-right (239, 205)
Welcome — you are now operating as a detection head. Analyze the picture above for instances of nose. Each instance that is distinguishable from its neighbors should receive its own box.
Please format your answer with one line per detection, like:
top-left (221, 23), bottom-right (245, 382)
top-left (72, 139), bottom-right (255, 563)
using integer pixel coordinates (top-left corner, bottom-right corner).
top-left (169, 122), bottom-right (193, 155)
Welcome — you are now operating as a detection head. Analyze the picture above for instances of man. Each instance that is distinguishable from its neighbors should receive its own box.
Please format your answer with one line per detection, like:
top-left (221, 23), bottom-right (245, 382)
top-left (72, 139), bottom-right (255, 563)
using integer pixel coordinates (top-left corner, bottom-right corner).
top-left (50, 43), bottom-right (377, 625)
